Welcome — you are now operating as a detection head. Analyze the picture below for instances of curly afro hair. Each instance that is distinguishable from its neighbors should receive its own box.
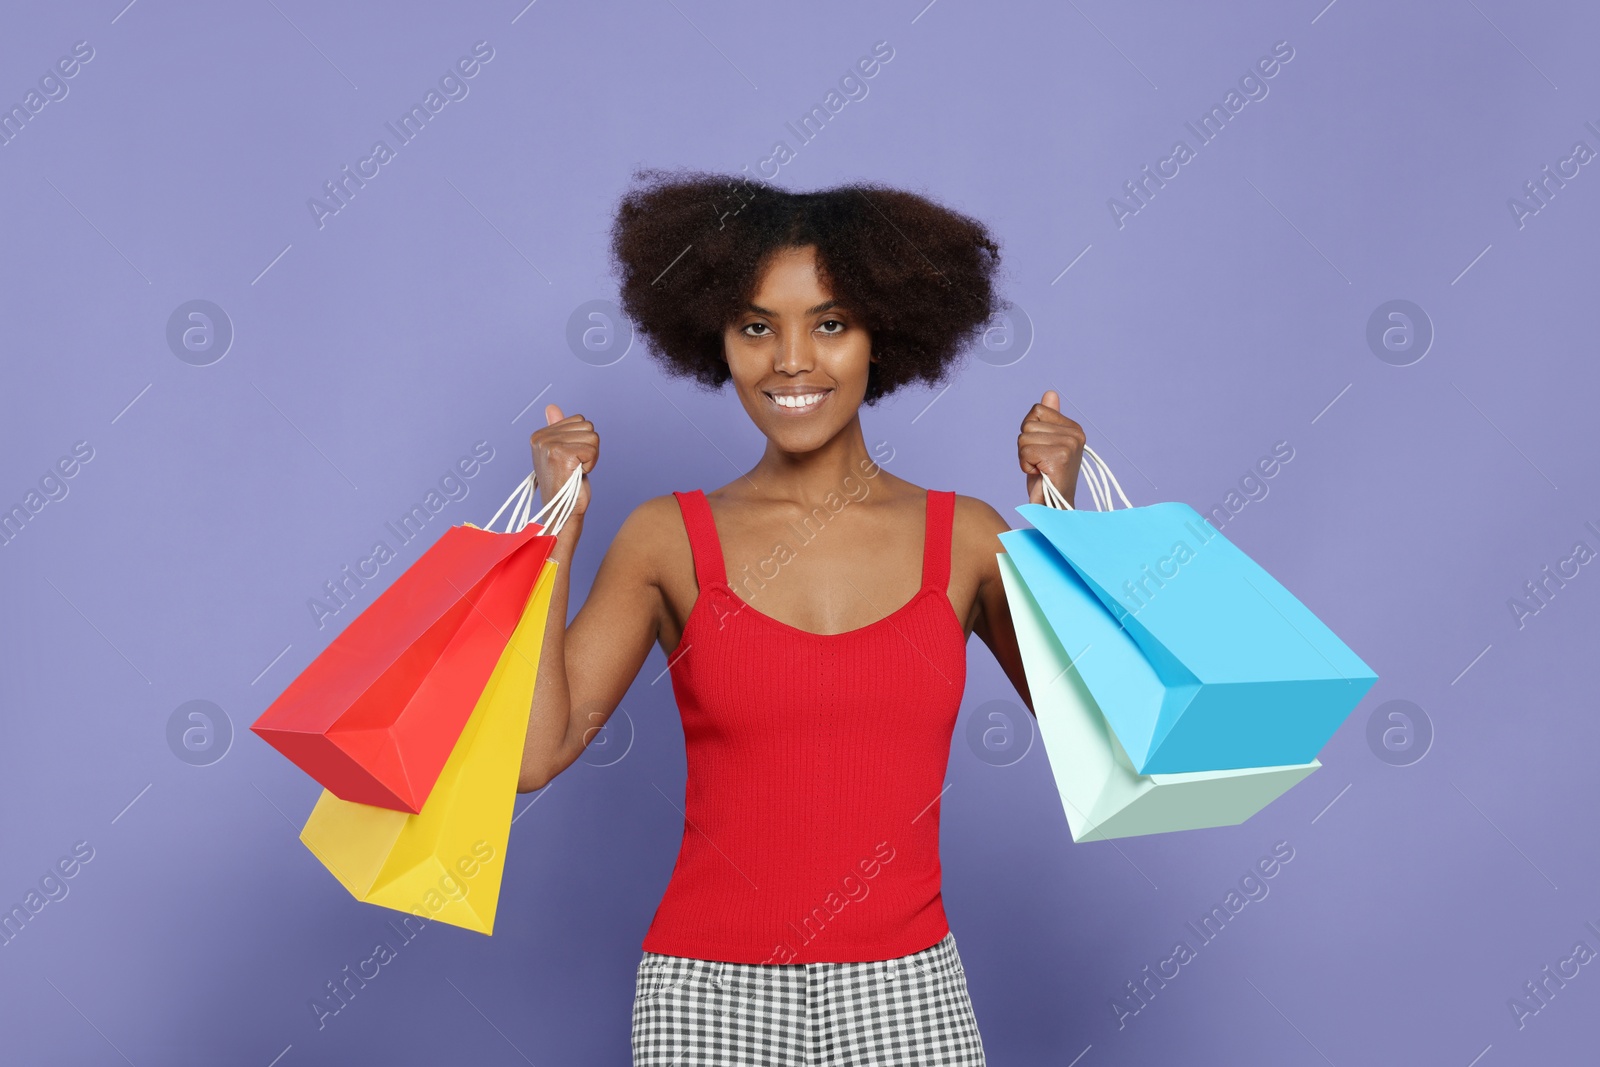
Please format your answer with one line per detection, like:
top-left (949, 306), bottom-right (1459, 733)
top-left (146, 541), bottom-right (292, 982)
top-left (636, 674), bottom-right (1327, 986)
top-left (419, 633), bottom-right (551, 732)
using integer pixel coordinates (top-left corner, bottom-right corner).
top-left (608, 167), bottom-right (1005, 405)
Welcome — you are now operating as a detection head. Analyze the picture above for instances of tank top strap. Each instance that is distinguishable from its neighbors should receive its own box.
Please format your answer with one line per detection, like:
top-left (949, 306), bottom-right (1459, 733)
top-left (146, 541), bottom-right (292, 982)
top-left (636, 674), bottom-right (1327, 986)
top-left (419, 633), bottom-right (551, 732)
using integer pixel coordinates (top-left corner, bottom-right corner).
top-left (673, 490), bottom-right (727, 589)
top-left (921, 489), bottom-right (955, 592)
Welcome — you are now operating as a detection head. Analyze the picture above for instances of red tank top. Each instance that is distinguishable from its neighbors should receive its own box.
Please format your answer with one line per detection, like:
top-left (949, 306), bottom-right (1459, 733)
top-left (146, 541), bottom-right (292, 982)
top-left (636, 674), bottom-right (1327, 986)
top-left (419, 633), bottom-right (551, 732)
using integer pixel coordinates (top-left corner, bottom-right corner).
top-left (641, 487), bottom-right (968, 964)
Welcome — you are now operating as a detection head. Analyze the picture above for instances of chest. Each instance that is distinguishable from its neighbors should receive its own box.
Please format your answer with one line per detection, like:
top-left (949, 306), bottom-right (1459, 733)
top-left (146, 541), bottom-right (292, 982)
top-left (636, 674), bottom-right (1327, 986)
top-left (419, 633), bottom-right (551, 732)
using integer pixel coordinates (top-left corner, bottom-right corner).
top-left (659, 488), bottom-right (974, 658)
top-left (669, 578), bottom-right (969, 737)
top-left (712, 517), bottom-right (930, 635)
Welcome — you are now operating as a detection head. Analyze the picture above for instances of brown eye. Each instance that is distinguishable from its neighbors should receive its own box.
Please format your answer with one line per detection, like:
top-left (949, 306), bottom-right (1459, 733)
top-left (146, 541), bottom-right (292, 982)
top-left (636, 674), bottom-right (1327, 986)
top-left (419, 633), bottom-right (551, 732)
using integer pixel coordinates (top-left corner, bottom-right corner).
top-left (742, 322), bottom-right (770, 336)
top-left (818, 319), bottom-right (845, 334)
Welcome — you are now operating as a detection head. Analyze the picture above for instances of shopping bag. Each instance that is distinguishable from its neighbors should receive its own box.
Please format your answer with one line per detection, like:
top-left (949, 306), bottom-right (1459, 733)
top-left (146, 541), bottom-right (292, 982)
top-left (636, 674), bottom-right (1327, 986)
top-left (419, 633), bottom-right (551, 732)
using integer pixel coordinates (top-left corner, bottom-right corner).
top-left (997, 542), bottom-right (1317, 841)
top-left (1013, 451), bottom-right (1376, 774)
top-left (299, 554), bottom-right (559, 934)
top-left (251, 470), bottom-right (576, 813)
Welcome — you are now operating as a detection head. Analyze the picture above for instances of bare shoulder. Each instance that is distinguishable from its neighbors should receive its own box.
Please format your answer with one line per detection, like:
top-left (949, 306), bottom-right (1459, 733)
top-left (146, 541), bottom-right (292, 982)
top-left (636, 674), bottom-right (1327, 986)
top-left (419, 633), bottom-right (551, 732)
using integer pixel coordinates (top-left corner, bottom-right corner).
top-left (604, 492), bottom-right (688, 580)
top-left (619, 491), bottom-right (685, 533)
top-left (951, 492), bottom-right (1012, 542)
top-left (949, 493), bottom-right (1012, 578)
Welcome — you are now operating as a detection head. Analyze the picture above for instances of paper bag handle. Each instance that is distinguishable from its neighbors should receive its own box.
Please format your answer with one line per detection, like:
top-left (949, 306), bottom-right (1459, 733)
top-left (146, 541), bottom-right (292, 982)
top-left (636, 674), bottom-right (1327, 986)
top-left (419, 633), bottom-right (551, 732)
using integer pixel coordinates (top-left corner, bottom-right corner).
top-left (484, 467), bottom-right (585, 535)
top-left (1039, 445), bottom-right (1131, 512)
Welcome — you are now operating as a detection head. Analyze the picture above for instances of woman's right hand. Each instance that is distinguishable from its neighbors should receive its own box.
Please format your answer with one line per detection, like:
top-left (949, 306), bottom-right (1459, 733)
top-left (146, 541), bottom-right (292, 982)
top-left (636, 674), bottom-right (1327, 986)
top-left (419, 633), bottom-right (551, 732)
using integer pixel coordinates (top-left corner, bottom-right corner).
top-left (529, 403), bottom-right (597, 531)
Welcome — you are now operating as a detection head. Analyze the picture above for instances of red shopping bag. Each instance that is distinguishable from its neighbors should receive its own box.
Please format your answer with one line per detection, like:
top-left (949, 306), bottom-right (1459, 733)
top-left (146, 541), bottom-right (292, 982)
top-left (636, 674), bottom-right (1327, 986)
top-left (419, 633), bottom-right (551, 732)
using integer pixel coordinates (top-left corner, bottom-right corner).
top-left (251, 473), bottom-right (565, 813)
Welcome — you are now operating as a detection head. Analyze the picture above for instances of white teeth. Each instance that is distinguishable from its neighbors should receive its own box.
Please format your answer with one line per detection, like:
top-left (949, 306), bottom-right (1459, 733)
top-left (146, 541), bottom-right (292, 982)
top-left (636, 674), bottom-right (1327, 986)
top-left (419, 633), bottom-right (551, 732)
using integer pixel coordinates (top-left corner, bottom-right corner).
top-left (773, 392), bottom-right (825, 409)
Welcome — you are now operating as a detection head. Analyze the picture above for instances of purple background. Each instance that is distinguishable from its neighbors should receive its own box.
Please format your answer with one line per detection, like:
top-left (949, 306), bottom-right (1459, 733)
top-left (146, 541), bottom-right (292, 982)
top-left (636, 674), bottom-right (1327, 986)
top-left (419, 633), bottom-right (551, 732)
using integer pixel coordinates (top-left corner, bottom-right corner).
top-left (3, 0), bottom-right (1596, 1063)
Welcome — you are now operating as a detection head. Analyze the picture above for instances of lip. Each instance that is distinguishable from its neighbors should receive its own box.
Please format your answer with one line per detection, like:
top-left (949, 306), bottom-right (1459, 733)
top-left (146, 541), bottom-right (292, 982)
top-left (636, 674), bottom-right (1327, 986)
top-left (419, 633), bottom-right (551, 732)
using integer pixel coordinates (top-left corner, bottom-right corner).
top-left (763, 388), bottom-right (832, 416)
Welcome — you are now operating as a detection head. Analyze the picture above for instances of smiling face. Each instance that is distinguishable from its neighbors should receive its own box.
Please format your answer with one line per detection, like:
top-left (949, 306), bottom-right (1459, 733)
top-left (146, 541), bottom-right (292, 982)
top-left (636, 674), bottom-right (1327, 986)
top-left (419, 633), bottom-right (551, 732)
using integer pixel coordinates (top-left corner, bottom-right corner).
top-left (722, 244), bottom-right (875, 454)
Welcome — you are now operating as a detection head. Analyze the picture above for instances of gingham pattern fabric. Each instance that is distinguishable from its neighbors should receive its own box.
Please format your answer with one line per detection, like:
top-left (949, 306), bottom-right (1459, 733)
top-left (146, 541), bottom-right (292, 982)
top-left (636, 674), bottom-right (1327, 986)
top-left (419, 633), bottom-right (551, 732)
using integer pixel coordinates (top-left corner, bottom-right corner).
top-left (631, 931), bottom-right (986, 1065)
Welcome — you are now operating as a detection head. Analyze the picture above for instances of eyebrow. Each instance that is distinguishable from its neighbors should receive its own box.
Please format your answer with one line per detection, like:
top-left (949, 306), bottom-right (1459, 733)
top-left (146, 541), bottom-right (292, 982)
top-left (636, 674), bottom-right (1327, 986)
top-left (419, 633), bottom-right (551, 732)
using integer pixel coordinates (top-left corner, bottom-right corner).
top-left (742, 299), bottom-right (841, 317)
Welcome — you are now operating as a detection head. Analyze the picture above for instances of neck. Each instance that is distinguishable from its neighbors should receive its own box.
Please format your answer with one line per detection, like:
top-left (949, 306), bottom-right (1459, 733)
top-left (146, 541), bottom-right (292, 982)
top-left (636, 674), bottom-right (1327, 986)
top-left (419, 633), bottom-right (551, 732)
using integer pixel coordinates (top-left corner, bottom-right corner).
top-left (746, 415), bottom-right (878, 506)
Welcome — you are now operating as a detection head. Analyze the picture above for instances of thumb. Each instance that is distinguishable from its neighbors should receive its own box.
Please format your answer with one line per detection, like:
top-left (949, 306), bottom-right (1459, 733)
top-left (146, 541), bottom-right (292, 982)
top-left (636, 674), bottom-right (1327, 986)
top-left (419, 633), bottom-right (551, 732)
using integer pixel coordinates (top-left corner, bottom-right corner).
top-left (1041, 389), bottom-right (1060, 412)
top-left (544, 403), bottom-right (565, 426)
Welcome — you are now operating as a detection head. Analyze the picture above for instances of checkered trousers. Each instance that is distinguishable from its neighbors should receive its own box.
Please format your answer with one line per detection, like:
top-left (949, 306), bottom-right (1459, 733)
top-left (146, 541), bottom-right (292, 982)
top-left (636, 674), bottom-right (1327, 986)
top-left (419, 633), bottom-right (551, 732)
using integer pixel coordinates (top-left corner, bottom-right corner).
top-left (631, 931), bottom-right (986, 1065)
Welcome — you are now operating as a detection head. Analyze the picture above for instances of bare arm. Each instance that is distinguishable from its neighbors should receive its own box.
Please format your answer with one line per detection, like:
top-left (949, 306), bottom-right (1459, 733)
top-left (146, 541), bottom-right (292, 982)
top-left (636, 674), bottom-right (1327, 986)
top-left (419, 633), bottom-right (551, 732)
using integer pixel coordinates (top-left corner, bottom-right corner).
top-left (516, 406), bottom-right (670, 792)
top-left (517, 499), bottom-right (672, 790)
top-left (967, 386), bottom-right (1088, 716)
top-left (961, 496), bottom-right (1036, 716)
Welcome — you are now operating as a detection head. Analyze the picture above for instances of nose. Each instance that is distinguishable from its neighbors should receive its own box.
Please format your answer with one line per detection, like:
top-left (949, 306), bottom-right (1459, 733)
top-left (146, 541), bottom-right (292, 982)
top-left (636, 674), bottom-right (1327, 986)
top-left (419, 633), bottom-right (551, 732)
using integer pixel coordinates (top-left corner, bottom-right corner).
top-left (774, 327), bottom-right (814, 375)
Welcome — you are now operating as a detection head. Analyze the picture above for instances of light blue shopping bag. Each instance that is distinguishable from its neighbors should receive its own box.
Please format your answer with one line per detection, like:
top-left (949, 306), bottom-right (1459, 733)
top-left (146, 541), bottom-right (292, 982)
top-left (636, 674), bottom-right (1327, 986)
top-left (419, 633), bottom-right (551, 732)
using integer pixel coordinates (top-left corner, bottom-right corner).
top-left (1008, 449), bottom-right (1377, 774)
top-left (995, 542), bottom-right (1318, 841)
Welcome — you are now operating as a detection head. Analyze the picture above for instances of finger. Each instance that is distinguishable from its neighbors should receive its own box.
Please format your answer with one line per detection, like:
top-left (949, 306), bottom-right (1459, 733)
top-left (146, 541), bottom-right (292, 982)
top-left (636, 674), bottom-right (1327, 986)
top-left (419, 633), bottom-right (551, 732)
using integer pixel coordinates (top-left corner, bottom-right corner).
top-left (549, 445), bottom-right (595, 472)
top-left (1020, 444), bottom-right (1083, 484)
top-left (1025, 405), bottom-right (1081, 429)
top-left (1017, 440), bottom-right (1042, 474)
top-left (545, 423), bottom-right (595, 439)
top-left (1042, 389), bottom-right (1060, 412)
top-left (1022, 410), bottom-right (1084, 432)
top-left (544, 403), bottom-right (565, 426)
top-left (1018, 430), bottom-right (1085, 449)
top-left (1022, 404), bottom-right (1075, 431)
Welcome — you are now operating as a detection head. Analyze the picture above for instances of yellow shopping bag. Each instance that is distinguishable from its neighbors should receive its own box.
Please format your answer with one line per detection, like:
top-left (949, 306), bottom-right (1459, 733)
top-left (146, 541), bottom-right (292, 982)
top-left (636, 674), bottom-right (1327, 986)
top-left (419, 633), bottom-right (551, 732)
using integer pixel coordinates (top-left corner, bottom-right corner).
top-left (298, 557), bottom-right (557, 934)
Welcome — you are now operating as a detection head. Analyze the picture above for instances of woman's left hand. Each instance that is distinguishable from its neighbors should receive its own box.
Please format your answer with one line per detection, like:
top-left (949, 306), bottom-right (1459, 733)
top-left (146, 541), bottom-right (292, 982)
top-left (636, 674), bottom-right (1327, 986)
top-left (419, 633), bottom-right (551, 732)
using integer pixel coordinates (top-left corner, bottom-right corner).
top-left (1018, 389), bottom-right (1087, 507)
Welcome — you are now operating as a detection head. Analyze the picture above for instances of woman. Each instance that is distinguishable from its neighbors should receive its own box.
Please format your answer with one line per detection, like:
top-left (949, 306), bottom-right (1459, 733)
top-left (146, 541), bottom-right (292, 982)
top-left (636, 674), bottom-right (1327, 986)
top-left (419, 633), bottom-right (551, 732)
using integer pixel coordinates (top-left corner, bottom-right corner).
top-left (518, 169), bottom-right (1087, 1065)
